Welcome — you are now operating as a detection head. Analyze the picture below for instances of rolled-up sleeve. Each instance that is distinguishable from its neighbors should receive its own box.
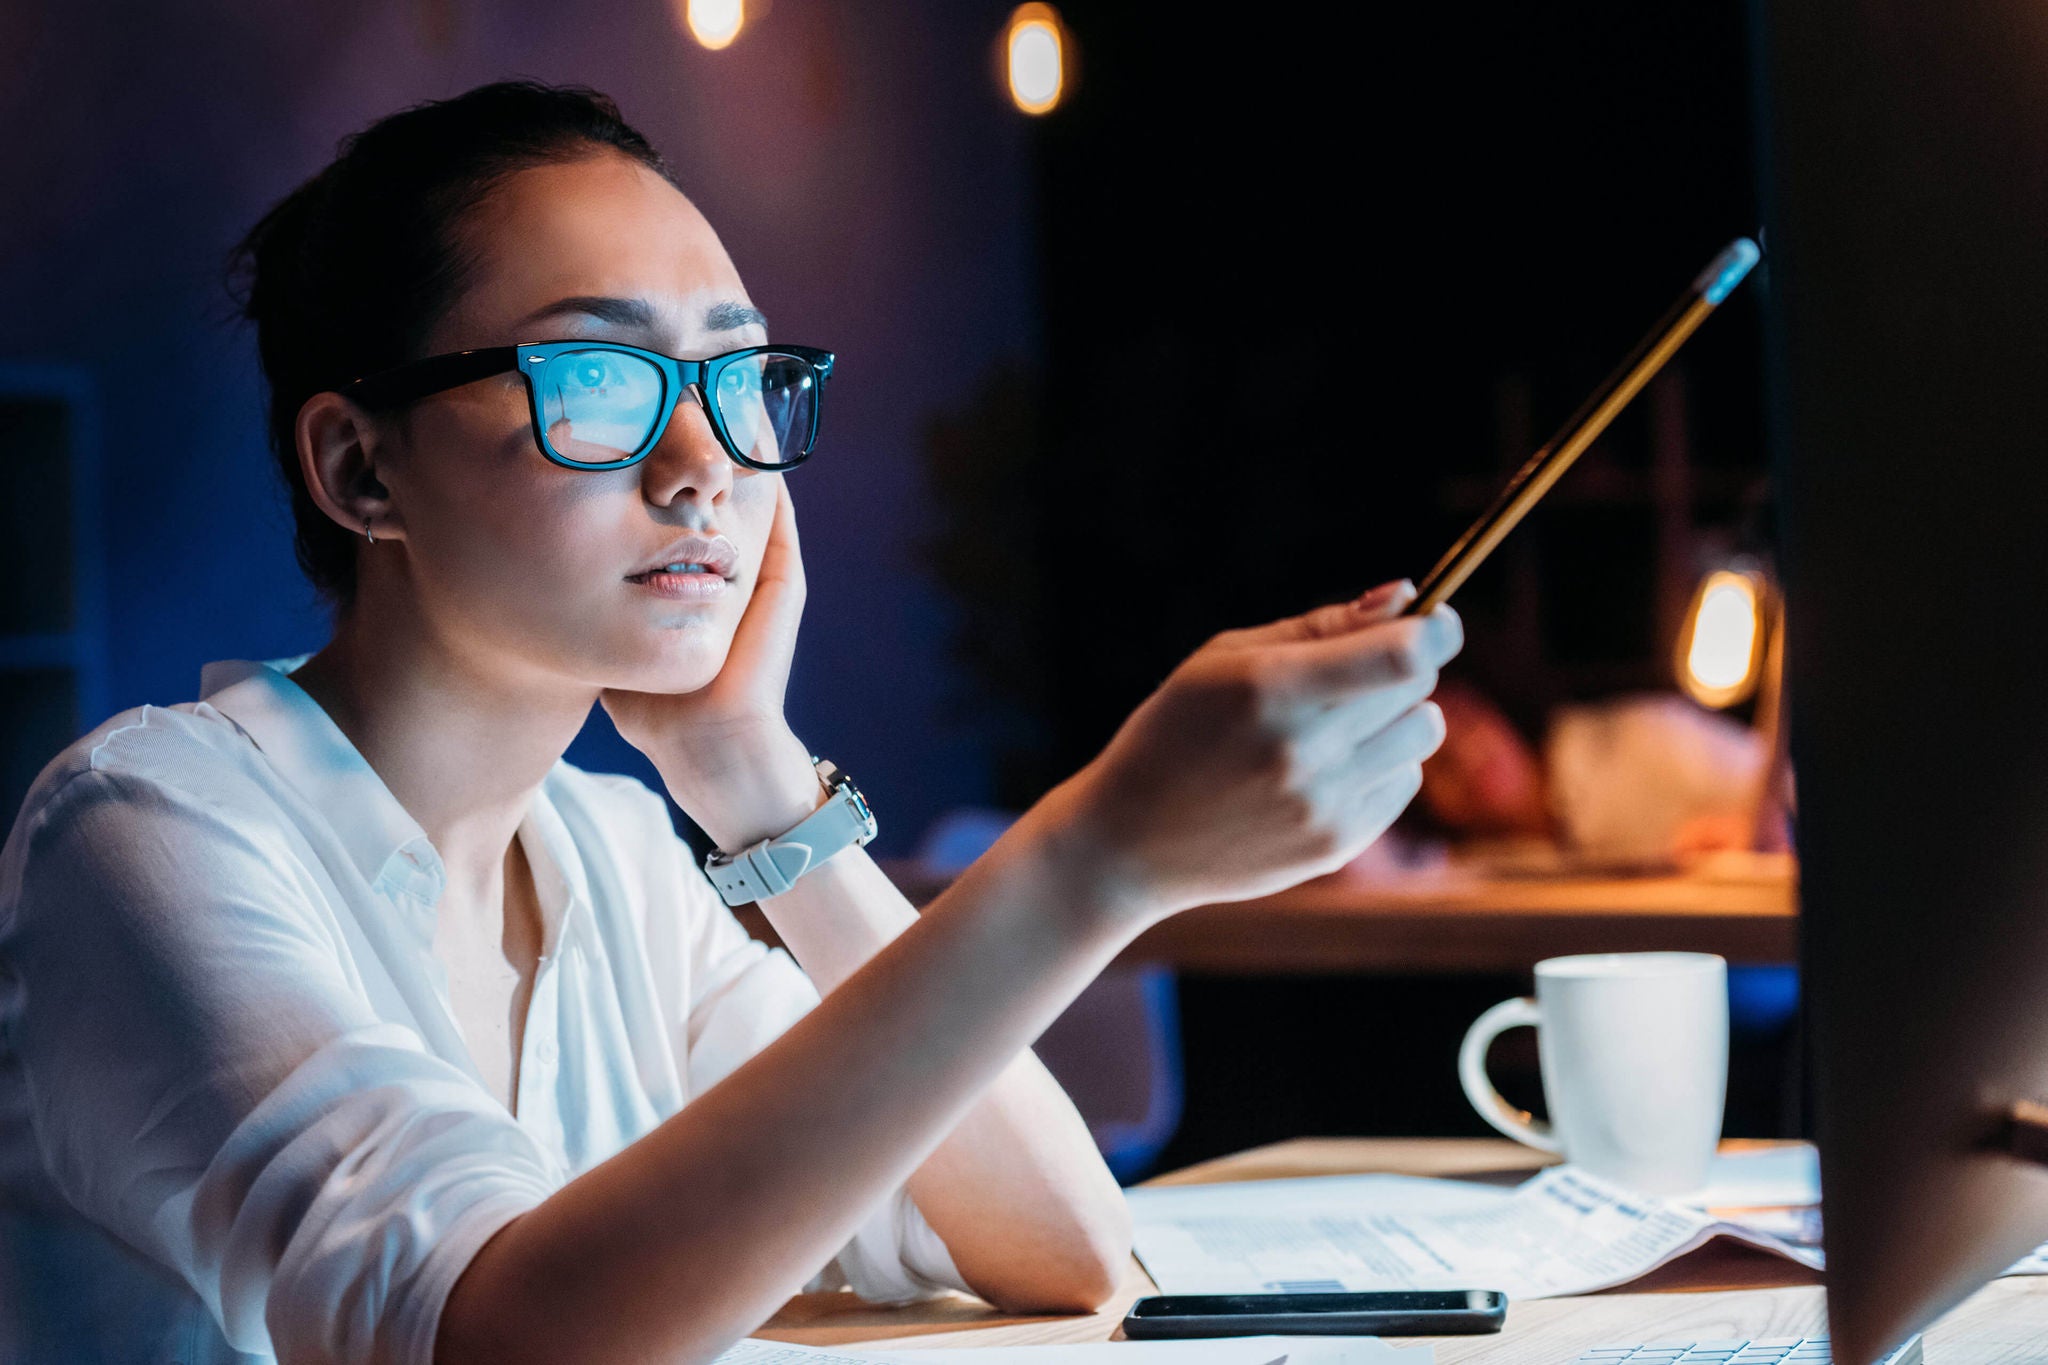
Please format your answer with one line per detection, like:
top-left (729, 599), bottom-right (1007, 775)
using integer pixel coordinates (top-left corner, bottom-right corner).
top-left (678, 876), bottom-right (973, 1305)
top-left (1, 770), bottom-right (561, 1365)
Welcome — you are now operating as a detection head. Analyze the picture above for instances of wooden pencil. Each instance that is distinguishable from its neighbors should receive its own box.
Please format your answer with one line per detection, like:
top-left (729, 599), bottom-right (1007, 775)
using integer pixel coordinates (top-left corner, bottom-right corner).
top-left (1406, 237), bottom-right (1761, 616)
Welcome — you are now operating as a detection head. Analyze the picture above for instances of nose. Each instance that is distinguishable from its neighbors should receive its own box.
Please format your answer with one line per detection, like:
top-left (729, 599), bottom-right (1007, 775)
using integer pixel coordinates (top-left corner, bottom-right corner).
top-left (640, 383), bottom-right (734, 509)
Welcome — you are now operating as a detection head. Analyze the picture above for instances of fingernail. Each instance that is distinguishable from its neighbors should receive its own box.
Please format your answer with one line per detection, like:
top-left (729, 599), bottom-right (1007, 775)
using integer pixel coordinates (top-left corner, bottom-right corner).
top-left (1427, 603), bottom-right (1463, 652)
top-left (1354, 578), bottom-right (1414, 612)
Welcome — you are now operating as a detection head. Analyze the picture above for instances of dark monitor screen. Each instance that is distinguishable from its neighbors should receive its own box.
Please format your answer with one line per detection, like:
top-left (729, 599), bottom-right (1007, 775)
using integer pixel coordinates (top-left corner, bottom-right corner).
top-left (1762, 2), bottom-right (2048, 1361)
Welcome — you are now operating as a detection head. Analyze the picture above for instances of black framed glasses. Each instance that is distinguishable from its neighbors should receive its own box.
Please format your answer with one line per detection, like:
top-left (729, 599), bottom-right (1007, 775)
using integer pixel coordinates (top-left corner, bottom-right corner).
top-left (342, 340), bottom-right (835, 472)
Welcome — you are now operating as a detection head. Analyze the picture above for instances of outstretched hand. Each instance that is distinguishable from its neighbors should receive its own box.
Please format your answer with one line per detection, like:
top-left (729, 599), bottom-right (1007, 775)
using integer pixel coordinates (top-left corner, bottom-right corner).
top-left (1043, 579), bottom-right (1461, 925)
top-left (601, 477), bottom-right (821, 849)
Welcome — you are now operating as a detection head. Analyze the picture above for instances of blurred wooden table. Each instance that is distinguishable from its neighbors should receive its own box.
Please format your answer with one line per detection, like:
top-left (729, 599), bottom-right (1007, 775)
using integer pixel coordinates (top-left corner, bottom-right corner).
top-left (758, 1137), bottom-right (2048, 1363)
top-left (864, 855), bottom-right (1800, 974)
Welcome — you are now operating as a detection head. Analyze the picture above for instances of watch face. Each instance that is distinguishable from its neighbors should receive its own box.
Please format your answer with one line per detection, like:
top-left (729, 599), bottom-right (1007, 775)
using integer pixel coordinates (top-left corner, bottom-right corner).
top-left (844, 782), bottom-right (876, 836)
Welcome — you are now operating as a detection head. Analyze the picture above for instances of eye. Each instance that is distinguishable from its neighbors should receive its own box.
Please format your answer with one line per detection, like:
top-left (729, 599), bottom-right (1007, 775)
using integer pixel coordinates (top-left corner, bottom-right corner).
top-left (718, 365), bottom-right (761, 396)
top-left (566, 355), bottom-right (627, 391)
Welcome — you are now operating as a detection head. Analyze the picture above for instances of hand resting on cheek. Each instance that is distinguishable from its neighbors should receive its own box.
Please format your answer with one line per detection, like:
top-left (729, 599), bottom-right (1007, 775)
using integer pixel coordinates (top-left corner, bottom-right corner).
top-left (599, 475), bottom-right (819, 852)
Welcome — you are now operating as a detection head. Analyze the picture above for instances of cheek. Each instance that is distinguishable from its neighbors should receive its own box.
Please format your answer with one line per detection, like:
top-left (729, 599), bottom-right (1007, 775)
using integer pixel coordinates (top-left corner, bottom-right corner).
top-left (408, 422), bottom-right (621, 600)
top-left (397, 400), bottom-right (782, 685)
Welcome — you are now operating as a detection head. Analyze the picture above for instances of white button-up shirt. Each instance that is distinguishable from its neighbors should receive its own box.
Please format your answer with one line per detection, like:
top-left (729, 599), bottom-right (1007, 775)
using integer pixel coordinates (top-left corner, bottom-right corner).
top-left (0, 656), bottom-right (966, 1365)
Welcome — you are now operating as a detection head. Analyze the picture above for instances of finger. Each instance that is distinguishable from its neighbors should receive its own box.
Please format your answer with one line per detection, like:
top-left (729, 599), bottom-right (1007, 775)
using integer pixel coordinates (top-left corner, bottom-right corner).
top-left (1296, 751), bottom-right (1429, 875)
top-left (1299, 669), bottom-right (1443, 753)
top-left (1351, 578), bottom-right (1420, 625)
top-left (1221, 579), bottom-right (1417, 649)
top-left (759, 474), bottom-right (804, 597)
top-left (1340, 760), bottom-right (1427, 853)
top-left (1304, 699), bottom-right (1445, 810)
top-left (718, 476), bottom-right (806, 694)
top-left (1270, 604), bottom-right (1463, 702)
top-left (1293, 700), bottom-right (1440, 850)
top-left (1351, 699), bottom-right (1449, 774)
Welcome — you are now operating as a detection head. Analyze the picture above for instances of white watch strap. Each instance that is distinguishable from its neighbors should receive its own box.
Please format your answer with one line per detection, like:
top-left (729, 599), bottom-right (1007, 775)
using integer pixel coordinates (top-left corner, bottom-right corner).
top-left (704, 764), bottom-right (877, 906)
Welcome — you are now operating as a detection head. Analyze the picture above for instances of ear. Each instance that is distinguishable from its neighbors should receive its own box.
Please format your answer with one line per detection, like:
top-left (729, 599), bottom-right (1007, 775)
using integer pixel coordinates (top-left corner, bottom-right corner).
top-left (295, 391), bottom-right (402, 543)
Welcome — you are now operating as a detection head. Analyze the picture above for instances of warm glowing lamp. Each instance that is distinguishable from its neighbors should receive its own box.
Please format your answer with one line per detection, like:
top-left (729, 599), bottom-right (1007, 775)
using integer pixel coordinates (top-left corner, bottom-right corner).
top-left (1676, 560), bottom-right (1791, 852)
top-left (687, 0), bottom-right (744, 50)
top-left (1005, 4), bottom-right (1067, 115)
top-left (1677, 568), bottom-right (1768, 709)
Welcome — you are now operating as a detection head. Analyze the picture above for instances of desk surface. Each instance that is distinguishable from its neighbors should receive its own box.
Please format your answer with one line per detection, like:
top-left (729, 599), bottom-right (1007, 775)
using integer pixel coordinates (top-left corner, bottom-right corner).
top-left (857, 859), bottom-right (1799, 975)
top-left (758, 1137), bottom-right (2048, 1363)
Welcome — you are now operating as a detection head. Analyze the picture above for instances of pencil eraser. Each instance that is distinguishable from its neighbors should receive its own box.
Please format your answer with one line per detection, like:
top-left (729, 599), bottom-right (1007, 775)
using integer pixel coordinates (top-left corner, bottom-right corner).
top-left (1694, 237), bottom-right (1762, 305)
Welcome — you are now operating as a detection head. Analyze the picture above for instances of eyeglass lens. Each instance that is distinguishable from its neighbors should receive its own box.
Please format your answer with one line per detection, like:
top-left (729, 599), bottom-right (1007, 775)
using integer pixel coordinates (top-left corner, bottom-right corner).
top-left (537, 348), bottom-right (817, 466)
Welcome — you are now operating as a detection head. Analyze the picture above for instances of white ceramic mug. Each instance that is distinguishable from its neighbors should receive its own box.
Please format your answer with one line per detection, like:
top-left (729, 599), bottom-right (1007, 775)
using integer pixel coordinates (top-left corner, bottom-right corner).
top-left (1458, 951), bottom-right (1729, 1195)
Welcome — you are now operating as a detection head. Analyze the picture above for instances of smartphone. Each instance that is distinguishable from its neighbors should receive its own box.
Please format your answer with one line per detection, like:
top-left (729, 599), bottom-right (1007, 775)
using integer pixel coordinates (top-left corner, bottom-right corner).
top-left (1121, 1289), bottom-right (1507, 1338)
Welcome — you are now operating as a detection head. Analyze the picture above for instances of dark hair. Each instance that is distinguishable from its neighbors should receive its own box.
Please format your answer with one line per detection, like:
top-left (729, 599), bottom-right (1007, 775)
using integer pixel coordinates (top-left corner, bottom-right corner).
top-left (224, 79), bottom-right (678, 612)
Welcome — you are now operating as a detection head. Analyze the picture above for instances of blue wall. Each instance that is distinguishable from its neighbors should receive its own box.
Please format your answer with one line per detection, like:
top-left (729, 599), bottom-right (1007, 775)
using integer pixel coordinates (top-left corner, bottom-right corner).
top-left (1, 0), bottom-right (1042, 853)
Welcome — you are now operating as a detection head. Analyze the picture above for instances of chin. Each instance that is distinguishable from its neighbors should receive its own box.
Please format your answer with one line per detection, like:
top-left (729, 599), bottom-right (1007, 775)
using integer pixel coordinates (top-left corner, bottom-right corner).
top-left (575, 595), bottom-right (743, 690)
top-left (616, 633), bottom-right (731, 693)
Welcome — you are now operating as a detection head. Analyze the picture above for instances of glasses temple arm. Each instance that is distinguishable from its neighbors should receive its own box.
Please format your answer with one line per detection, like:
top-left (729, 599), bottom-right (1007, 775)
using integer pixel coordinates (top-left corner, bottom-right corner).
top-left (342, 346), bottom-right (520, 408)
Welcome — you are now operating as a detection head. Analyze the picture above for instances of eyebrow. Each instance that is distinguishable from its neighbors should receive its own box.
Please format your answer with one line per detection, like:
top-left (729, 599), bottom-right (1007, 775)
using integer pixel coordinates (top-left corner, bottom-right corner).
top-left (705, 299), bottom-right (768, 332)
top-left (513, 295), bottom-right (769, 335)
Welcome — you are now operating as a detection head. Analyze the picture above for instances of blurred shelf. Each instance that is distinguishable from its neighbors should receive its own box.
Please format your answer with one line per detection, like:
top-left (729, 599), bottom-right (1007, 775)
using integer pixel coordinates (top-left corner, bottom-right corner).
top-left (862, 857), bottom-right (1797, 976)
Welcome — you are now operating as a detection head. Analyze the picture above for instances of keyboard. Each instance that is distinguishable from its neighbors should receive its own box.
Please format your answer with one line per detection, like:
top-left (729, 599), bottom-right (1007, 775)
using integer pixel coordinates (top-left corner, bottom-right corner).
top-left (1575, 1337), bottom-right (1923, 1364)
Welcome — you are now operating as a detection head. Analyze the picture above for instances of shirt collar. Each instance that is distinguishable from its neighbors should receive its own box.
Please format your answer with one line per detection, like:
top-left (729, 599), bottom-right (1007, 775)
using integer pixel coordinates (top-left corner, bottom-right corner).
top-left (196, 657), bottom-right (594, 950)
top-left (198, 656), bottom-right (443, 902)
top-left (517, 788), bottom-right (590, 961)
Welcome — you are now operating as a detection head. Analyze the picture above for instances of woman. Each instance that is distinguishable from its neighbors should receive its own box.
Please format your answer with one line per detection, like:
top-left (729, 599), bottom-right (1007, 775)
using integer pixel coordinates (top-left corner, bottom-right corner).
top-left (0, 81), bottom-right (1459, 1365)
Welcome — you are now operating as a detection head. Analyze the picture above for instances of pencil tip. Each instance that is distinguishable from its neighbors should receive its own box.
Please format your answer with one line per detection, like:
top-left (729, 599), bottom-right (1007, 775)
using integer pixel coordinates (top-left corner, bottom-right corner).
top-left (1695, 237), bottom-right (1762, 305)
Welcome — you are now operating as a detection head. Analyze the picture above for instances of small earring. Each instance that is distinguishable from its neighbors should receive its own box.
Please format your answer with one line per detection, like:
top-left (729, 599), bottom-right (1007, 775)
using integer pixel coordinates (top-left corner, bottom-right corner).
top-left (364, 519), bottom-right (376, 545)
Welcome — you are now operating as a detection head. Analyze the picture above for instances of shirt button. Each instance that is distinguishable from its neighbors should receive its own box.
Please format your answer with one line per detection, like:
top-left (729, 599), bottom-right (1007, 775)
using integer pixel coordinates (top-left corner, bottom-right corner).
top-left (536, 1038), bottom-right (559, 1066)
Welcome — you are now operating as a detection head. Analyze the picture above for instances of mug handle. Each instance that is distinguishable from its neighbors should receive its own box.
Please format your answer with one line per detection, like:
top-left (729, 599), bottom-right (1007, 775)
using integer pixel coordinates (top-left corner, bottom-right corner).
top-left (1458, 996), bottom-right (1561, 1152)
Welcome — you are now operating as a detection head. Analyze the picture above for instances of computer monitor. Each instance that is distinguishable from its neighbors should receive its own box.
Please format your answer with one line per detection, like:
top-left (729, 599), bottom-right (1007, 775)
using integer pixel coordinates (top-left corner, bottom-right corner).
top-left (1761, 3), bottom-right (2048, 1362)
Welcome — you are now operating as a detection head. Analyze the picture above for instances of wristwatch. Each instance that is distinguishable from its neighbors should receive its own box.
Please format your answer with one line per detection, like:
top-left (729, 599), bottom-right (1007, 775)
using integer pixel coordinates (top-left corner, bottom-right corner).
top-left (702, 757), bottom-right (878, 906)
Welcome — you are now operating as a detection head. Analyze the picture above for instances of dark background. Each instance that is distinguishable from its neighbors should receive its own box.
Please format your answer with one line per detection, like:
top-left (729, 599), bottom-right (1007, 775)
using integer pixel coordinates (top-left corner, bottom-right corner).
top-left (1022, 0), bottom-right (1766, 787)
top-left (944, 1), bottom-right (1784, 1164)
top-left (1, 0), bottom-right (1781, 1167)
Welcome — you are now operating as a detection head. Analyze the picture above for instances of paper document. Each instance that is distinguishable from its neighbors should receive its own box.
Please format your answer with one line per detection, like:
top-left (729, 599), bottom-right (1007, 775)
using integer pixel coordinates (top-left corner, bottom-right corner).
top-left (1130, 1152), bottom-right (2048, 1301)
top-left (869, 1338), bottom-right (1433, 1362)
top-left (1132, 1164), bottom-right (1808, 1299)
top-left (713, 1338), bottom-right (1431, 1363)
top-left (1691, 1143), bottom-right (1821, 1208)
top-left (714, 1343), bottom-right (878, 1365)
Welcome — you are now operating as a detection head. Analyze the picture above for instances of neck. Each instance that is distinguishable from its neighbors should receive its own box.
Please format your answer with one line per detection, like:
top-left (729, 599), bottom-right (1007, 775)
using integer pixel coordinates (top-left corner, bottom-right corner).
top-left (287, 596), bottom-right (597, 908)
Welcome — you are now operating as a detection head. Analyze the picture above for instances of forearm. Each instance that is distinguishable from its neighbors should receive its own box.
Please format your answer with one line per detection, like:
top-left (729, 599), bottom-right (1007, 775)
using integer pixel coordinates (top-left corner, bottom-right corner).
top-left (903, 1048), bottom-right (1132, 1310)
top-left (748, 844), bottom-right (919, 993)
top-left (737, 846), bottom-right (1130, 1310)
top-left (435, 785), bottom-right (1136, 1365)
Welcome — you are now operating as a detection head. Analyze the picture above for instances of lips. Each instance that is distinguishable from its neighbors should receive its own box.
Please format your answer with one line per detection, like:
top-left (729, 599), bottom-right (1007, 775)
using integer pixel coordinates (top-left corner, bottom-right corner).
top-left (626, 532), bottom-right (740, 580)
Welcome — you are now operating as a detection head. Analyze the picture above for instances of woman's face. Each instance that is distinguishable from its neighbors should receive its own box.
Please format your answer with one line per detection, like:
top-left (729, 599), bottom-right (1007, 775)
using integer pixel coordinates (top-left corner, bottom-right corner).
top-left (368, 151), bottom-right (782, 696)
